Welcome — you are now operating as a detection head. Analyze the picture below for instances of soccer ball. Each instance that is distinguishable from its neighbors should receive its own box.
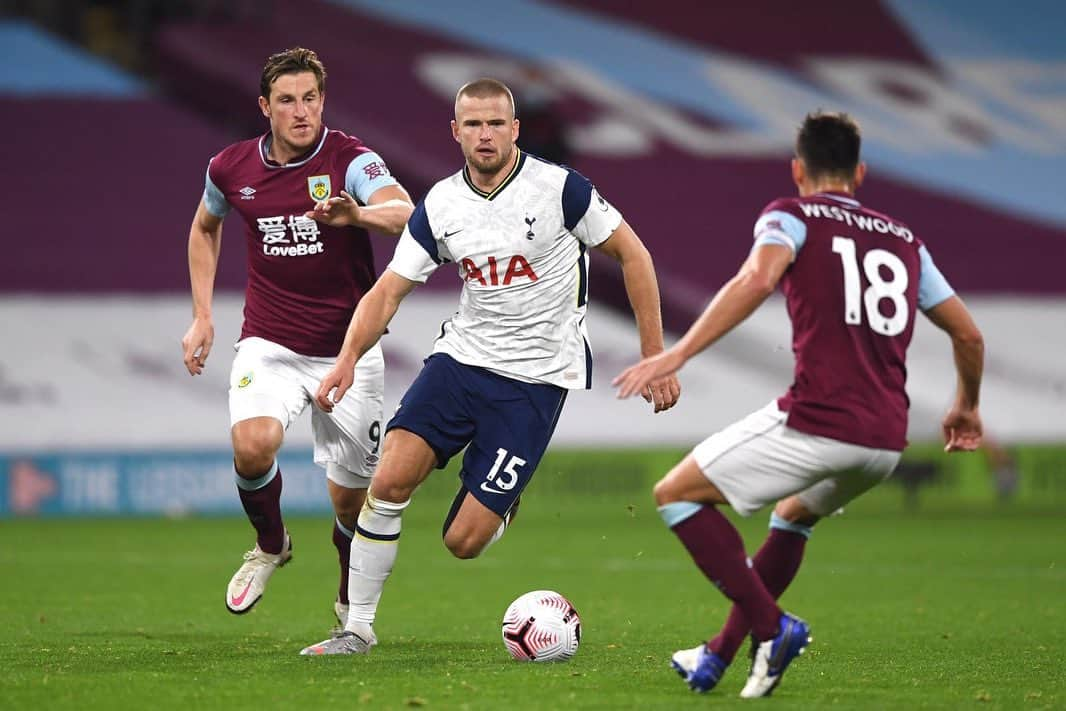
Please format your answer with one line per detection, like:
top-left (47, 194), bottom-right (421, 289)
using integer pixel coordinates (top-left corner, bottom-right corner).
top-left (501, 590), bottom-right (581, 662)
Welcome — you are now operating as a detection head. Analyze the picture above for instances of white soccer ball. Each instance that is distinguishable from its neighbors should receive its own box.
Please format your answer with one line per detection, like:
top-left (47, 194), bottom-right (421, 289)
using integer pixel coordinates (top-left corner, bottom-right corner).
top-left (501, 590), bottom-right (581, 662)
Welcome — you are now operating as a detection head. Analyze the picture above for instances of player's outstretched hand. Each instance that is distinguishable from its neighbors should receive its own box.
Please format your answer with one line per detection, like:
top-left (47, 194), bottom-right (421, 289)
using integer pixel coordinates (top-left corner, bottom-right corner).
top-left (942, 406), bottom-right (983, 452)
top-left (181, 317), bottom-right (214, 376)
top-left (613, 349), bottom-right (685, 406)
top-left (305, 190), bottom-right (361, 227)
top-left (316, 363), bottom-right (355, 413)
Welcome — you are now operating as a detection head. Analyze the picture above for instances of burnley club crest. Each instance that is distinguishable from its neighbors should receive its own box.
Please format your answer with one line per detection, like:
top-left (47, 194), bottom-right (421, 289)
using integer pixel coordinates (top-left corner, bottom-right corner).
top-left (308, 175), bottom-right (331, 202)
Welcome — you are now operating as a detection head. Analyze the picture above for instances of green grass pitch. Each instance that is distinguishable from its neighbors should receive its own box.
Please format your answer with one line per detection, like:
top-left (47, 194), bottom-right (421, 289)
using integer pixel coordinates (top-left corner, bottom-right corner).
top-left (2, 454), bottom-right (1063, 710)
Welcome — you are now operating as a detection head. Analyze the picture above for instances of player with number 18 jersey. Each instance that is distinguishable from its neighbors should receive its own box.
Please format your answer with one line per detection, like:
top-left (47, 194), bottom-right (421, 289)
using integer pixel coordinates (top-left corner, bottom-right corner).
top-left (754, 191), bottom-right (953, 451)
top-left (613, 112), bottom-right (983, 698)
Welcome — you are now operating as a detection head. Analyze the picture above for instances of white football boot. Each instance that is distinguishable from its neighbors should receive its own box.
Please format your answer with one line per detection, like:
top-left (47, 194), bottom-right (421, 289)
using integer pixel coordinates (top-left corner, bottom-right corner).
top-left (300, 623), bottom-right (377, 656)
top-left (225, 532), bottom-right (292, 614)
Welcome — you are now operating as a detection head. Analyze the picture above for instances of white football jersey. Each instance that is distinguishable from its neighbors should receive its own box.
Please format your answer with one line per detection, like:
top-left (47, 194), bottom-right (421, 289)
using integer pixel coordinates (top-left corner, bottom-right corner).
top-left (387, 150), bottom-right (622, 389)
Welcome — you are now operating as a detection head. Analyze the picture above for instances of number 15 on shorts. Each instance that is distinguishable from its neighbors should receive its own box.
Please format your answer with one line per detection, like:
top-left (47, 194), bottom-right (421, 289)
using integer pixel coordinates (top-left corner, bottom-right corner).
top-left (481, 448), bottom-right (526, 496)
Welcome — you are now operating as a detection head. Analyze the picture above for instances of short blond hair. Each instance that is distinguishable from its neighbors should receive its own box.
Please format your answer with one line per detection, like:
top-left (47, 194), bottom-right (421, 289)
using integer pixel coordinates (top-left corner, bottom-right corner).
top-left (455, 78), bottom-right (516, 118)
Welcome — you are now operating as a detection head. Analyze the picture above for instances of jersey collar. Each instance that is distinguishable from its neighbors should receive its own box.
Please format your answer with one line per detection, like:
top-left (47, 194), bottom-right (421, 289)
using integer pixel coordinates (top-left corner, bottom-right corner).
top-left (258, 126), bottom-right (328, 169)
top-left (462, 148), bottom-right (526, 200)
top-left (815, 191), bottom-right (861, 207)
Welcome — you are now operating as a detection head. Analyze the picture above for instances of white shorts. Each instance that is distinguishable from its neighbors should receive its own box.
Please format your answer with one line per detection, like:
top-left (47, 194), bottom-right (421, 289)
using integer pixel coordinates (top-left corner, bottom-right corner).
top-left (692, 401), bottom-right (901, 517)
top-left (228, 337), bottom-right (384, 487)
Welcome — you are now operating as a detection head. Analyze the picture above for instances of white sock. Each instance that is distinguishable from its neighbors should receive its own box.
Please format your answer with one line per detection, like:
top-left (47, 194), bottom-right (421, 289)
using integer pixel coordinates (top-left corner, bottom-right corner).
top-left (346, 494), bottom-right (409, 631)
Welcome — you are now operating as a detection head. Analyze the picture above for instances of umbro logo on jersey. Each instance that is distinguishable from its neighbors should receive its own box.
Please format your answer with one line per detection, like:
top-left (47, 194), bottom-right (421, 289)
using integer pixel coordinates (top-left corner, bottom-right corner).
top-left (239, 186), bottom-right (256, 200)
top-left (443, 229), bottom-right (463, 239)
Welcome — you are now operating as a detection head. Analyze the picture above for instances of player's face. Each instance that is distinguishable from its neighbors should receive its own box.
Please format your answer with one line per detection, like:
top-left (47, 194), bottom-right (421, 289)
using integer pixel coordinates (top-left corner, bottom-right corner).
top-left (259, 71), bottom-right (324, 157)
top-left (452, 94), bottom-right (519, 176)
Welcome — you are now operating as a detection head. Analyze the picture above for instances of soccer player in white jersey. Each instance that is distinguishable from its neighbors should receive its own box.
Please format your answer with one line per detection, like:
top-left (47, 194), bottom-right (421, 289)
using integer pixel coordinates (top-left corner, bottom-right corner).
top-left (299, 78), bottom-right (680, 655)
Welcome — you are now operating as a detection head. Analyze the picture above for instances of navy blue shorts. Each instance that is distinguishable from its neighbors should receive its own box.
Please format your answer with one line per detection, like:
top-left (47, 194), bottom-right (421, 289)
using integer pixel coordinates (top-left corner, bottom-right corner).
top-left (387, 353), bottom-right (568, 517)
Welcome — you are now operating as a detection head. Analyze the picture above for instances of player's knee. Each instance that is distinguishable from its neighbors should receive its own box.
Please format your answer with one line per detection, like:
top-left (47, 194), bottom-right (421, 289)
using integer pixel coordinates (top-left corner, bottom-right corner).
top-left (653, 478), bottom-right (681, 506)
top-left (232, 441), bottom-right (276, 476)
top-left (441, 512), bottom-right (490, 559)
top-left (773, 497), bottom-right (819, 527)
top-left (231, 423), bottom-right (281, 476)
top-left (443, 532), bottom-right (484, 560)
top-left (369, 459), bottom-right (422, 504)
top-left (371, 480), bottom-right (417, 504)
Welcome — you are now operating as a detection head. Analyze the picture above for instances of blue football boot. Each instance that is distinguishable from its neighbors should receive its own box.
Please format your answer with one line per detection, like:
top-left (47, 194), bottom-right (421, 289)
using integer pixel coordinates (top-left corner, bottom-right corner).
top-left (739, 612), bottom-right (812, 698)
top-left (671, 644), bottom-right (728, 693)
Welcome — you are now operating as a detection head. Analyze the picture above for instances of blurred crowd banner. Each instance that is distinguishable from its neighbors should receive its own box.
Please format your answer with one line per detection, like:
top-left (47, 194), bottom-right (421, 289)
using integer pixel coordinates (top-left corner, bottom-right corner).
top-left (3, 444), bottom-right (1065, 517)
top-left (0, 450), bottom-right (325, 517)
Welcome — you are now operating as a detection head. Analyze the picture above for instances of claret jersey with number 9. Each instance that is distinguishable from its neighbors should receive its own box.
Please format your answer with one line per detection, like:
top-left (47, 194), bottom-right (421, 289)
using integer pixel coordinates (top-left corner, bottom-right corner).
top-left (753, 191), bottom-right (955, 450)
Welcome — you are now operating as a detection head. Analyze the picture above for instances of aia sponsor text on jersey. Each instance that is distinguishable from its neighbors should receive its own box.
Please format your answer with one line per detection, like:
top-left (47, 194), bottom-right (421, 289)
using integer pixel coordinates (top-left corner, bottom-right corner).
top-left (461, 255), bottom-right (539, 286)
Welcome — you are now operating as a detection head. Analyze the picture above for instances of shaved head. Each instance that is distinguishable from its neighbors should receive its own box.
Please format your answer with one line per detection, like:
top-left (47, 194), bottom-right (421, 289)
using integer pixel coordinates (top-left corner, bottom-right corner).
top-left (455, 78), bottom-right (516, 121)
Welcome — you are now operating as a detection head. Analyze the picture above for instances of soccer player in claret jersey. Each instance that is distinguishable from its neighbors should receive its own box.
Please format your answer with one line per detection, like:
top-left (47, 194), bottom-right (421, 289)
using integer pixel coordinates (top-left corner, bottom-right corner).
top-left (614, 112), bottom-right (984, 697)
top-left (298, 78), bottom-right (680, 655)
top-left (180, 48), bottom-right (413, 625)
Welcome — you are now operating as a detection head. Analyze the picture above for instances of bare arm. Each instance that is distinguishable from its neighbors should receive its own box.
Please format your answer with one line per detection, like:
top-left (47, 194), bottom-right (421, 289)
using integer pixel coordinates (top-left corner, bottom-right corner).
top-left (923, 295), bottom-right (984, 452)
top-left (182, 200), bottom-right (224, 375)
top-left (613, 243), bottom-right (792, 398)
top-left (673, 244), bottom-right (791, 361)
top-left (305, 184), bottom-right (413, 236)
top-left (315, 269), bottom-right (420, 411)
top-left (595, 221), bottom-right (679, 412)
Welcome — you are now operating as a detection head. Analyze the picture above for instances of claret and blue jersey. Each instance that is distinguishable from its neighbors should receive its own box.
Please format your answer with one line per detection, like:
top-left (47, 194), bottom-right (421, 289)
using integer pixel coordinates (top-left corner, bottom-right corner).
top-left (387, 149), bottom-right (623, 390)
top-left (752, 192), bottom-right (955, 451)
top-left (202, 127), bottom-right (399, 356)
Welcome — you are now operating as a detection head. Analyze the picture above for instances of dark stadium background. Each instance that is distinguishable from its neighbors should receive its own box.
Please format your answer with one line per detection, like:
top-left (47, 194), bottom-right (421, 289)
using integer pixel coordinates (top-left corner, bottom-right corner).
top-left (3, 0), bottom-right (1063, 516)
